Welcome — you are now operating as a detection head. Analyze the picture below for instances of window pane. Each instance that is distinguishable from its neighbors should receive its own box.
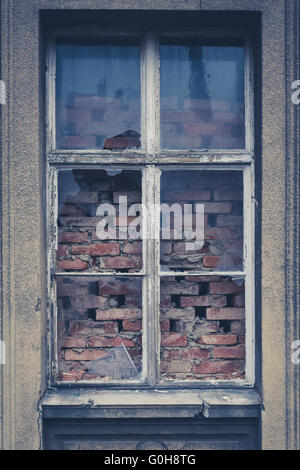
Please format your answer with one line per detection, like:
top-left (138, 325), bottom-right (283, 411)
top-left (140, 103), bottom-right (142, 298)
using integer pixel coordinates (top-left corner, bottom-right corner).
top-left (160, 276), bottom-right (245, 382)
top-left (160, 170), bottom-right (243, 272)
top-left (57, 169), bottom-right (143, 273)
top-left (57, 276), bottom-right (143, 382)
top-left (160, 38), bottom-right (245, 149)
top-left (56, 40), bottom-right (141, 150)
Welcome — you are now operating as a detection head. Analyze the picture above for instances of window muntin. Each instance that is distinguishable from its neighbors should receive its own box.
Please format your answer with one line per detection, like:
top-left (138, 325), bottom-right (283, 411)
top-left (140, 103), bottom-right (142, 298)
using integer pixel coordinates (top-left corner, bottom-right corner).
top-left (160, 38), bottom-right (245, 150)
top-left (47, 29), bottom-right (254, 387)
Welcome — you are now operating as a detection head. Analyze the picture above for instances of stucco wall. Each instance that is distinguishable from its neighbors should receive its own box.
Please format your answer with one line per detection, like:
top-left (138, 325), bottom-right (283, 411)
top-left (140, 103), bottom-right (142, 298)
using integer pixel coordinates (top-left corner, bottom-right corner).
top-left (1, 0), bottom-right (299, 450)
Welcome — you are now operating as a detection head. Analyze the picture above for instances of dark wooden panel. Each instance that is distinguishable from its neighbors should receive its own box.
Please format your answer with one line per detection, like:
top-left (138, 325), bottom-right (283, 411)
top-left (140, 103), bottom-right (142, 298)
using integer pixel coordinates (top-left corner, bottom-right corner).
top-left (43, 417), bottom-right (259, 450)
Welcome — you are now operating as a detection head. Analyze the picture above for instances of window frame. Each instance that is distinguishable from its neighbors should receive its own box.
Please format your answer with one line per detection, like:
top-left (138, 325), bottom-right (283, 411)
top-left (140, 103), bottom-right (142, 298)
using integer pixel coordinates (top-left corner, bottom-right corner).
top-left (46, 26), bottom-right (255, 389)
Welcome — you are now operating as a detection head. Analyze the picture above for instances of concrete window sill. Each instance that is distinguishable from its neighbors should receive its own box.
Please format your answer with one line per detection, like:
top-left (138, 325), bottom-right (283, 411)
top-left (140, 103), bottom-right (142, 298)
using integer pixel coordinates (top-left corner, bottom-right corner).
top-left (41, 388), bottom-right (261, 419)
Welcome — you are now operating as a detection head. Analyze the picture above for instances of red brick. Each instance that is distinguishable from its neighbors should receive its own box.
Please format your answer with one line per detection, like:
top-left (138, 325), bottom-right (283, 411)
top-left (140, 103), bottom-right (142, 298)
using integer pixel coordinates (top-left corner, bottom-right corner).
top-left (238, 335), bottom-right (245, 345)
top-left (60, 371), bottom-right (84, 382)
top-left (198, 334), bottom-right (237, 345)
top-left (209, 281), bottom-right (244, 295)
top-left (60, 217), bottom-right (101, 228)
top-left (204, 227), bottom-right (240, 240)
top-left (161, 360), bottom-right (191, 373)
top-left (59, 231), bottom-right (89, 243)
top-left (206, 307), bottom-right (245, 320)
top-left (202, 256), bottom-right (221, 268)
top-left (59, 203), bottom-right (89, 216)
top-left (193, 360), bottom-right (243, 374)
top-left (122, 319), bottom-right (142, 331)
top-left (125, 296), bottom-right (141, 307)
top-left (184, 98), bottom-right (231, 112)
top-left (57, 283), bottom-right (89, 297)
top-left (89, 337), bottom-right (136, 348)
top-left (161, 332), bottom-right (187, 347)
top-left (213, 345), bottom-right (245, 359)
top-left (82, 373), bottom-right (101, 381)
top-left (69, 321), bottom-right (119, 336)
top-left (223, 240), bottom-right (243, 256)
top-left (73, 95), bottom-right (121, 110)
top-left (173, 242), bottom-right (208, 255)
top-left (161, 110), bottom-right (202, 122)
top-left (114, 216), bottom-right (139, 227)
top-left (161, 308), bottom-right (195, 321)
top-left (211, 136), bottom-right (244, 148)
top-left (160, 282), bottom-right (199, 295)
top-left (163, 347), bottom-right (210, 360)
top-left (91, 229), bottom-right (119, 241)
top-left (184, 122), bottom-right (229, 136)
top-left (57, 244), bottom-right (68, 257)
top-left (99, 280), bottom-right (140, 295)
top-left (96, 308), bottom-right (142, 321)
top-left (70, 294), bottom-right (109, 311)
top-left (180, 295), bottom-right (227, 308)
top-left (161, 242), bottom-right (172, 255)
top-left (187, 320), bottom-right (220, 334)
top-left (214, 111), bottom-right (242, 123)
top-left (122, 241), bottom-right (142, 254)
top-left (66, 108), bottom-right (92, 121)
top-left (60, 136), bottom-right (97, 149)
top-left (214, 188), bottom-right (243, 201)
top-left (216, 215), bottom-right (243, 227)
top-left (64, 350), bottom-right (108, 361)
top-left (71, 243), bottom-right (120, 256)
top-left (163, 190), bottom-right (211, 202)
top-left (231, 321), bottom-right (245, 334)
top-left (203, 202), bottom-right (232, 214)
top-left (61, 337), bottom-right (86, 348)
top-left (57, 259), bottom-right (88, 271)
top-left (160, 296), bottom-right (171, 307)
top-left (233, 294), bottom-right (245, 307)
top-left (160, 319), bottom-right (170, 331)
top-left (100, 255), bottom-right (142, 269)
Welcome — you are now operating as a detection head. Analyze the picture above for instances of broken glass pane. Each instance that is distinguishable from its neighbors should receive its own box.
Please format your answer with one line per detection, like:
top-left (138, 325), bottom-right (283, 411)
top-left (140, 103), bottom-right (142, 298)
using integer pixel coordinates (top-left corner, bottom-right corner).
top-left (160, 275), bottom-right (245, 382)
top-left (57, 276), bottom-right (143, 382)
top-left (57, 169), bottom-right (143, 273)
top-left (160, 170), bottom-right (243, 272)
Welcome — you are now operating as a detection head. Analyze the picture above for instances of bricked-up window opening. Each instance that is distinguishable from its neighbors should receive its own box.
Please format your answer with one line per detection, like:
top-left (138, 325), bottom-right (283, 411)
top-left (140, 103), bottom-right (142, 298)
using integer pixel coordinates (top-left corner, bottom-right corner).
top-left (47, 28), bottom-right (254, 386)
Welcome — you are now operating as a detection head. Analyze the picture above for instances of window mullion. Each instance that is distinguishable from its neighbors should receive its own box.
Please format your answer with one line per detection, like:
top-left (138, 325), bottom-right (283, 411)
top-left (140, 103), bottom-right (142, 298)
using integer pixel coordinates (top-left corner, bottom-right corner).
top-left (244, 164), bottom-right (255, 385)
top-left (245, 32), bottom-right (254, 153)
top-left (144, 31), bottom-right (160, 154)
top-left (143, 165), bottom-right (160, 386)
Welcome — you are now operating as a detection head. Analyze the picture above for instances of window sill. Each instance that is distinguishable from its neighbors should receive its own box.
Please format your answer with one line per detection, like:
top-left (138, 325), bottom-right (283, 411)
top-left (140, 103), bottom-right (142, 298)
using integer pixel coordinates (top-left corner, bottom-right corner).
top-left (41, 388), bottom-right (261, 420)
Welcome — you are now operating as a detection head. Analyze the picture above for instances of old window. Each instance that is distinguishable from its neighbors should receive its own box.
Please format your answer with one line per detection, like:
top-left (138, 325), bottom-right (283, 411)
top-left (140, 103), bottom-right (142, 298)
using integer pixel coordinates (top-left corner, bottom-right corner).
top-left (46, 28), bottom-right (254, 386)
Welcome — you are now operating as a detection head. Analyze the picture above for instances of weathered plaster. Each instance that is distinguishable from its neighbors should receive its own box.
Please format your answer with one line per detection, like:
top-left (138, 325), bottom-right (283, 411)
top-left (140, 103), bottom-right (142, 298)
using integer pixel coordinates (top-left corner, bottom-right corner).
top-left (1, 0), bottom-right (299, 450)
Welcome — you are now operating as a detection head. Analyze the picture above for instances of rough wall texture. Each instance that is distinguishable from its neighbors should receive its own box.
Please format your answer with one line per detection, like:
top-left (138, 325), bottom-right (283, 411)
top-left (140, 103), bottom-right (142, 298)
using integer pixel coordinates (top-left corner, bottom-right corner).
top-left (1, 0), bottom-right (299, 451)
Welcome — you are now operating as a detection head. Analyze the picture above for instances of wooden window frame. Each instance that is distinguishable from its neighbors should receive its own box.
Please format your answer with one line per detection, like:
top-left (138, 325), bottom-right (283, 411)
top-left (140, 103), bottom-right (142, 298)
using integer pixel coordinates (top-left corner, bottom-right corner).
top-left (46, 27), bottom-right (255, 388)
